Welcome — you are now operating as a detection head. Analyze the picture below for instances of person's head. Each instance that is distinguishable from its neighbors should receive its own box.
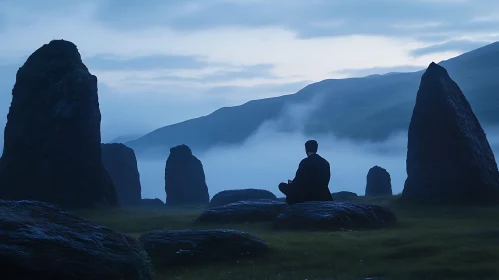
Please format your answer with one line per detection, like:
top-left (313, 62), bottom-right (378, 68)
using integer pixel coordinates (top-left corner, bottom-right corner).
top-left (305, 140), bottom-right (318, 156)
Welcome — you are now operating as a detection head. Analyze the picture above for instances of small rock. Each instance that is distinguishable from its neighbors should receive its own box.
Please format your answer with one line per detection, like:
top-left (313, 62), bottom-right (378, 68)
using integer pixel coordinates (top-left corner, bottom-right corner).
top-left (140, 198), bottom-right (164, 207)
top-left (331, 191), bottom-right (358, 200)
top-left (209, 189), bottom-right (277, 207)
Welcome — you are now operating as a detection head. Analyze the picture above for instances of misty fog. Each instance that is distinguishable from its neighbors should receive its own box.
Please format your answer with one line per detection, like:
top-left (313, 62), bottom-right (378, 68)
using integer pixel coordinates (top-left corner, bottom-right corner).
top-left (135, 94), bottom-right (499, 201)
top-left (138, 129), bottom-right (499, 201)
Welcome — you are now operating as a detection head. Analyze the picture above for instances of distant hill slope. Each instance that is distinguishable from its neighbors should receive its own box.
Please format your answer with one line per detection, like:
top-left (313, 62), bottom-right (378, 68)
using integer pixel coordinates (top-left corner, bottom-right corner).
top-left (127, 42), bottom-right (499, 158)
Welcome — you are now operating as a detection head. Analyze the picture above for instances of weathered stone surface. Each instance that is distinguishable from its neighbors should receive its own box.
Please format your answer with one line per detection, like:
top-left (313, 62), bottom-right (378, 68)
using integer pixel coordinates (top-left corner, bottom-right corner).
top-left (0, 199), bottom-right (154, 280)
top-left (365, 166), bottom-right (392, 196)
top-left (331, 191), bottom-right (358, 200)
top-left (198, 199), bottom-right (288, 223)
top-left (0, 40), bottom-right (116, 208)
top-left (138, 229), bottom-right (268, 265)
top-left (273, 201), bottom-right (397, 230)
top-left (165, 144), bottom-right (209, 206)
top-left (101, 143), bottom-right (142, 206)
top-left (402, 62), bottom-right (499, 204)
top-left (140, 198), bottom-right (164, 207)
top-left (209, 189), bottom-right (277, 207)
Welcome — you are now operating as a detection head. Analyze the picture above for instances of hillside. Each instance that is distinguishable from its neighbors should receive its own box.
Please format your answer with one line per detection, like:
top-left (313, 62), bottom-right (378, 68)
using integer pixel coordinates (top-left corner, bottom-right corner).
top-left (127, 42), bottom-right (499, 158)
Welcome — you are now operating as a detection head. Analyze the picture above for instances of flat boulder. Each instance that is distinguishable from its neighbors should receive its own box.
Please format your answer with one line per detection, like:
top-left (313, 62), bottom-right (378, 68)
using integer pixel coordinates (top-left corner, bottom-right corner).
top-left (209, 189), bottom-right (277, 207)
top-left (0, 199), bottom-right (153, 280)
top-left (138, 229), bottom-right (268, 265)
top-left (198, 199), bottom-right (287, 223)
top-left (140, 198), bottom-right (164, 207)
top-left (332, 191), bottom-right (358, 200)
top-left (402, 62), bottom-right (499, 204)
top-left (365, 166), bottom-right (392, 196)
top-left (273, 201), bottom-right (397, 231)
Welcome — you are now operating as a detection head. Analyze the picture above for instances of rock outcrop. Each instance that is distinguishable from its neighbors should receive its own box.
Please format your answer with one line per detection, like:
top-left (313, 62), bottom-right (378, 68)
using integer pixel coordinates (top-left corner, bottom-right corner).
top-left (209, 189), bottom-right (277, 207)
top-left (0, 199), bottom-right (154, 280)
top-left (139, 229), bottom-right (268, 265)
top-left (0, 40), bottom-right (116, 208)
top-left (101, 143), bottom-right (141, 206)
top-left (164, 144), bottom-right (209, 205)
top-left (365, 166), bottom-right (392, 196)
top-left (331, 191), bottom-right (358, 200)
top-left (273, 201), bottom-right (397, 230)
top-left (140, 198), bottom-right (165, 207)
top-left (198, 199), bottom-right (288, 223)
top-left (402, 62), bottom-right (499, 204)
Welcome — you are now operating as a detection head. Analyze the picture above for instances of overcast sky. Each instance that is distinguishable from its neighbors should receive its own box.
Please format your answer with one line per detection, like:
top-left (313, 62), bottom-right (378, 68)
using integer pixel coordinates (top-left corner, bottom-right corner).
top-left (1, 0), bottom-right (499, 141)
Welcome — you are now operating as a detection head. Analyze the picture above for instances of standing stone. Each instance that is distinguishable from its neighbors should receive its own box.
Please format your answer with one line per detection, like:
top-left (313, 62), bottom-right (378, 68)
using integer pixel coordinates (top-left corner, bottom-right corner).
top-left (101, 143), bottom-right (142, 206)
top-left (402, 62), bottom-right (499, 204)
top-left (165, 144), bottom-right (209, 205)
top-left (0, 40), bottom-right (116, 208)
top-left (365, 166), bottom-right (392, 196)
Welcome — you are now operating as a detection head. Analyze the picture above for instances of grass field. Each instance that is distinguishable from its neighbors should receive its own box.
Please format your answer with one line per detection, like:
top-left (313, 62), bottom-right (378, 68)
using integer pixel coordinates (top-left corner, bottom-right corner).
top-left (76, 196), bottom-right (499, 280)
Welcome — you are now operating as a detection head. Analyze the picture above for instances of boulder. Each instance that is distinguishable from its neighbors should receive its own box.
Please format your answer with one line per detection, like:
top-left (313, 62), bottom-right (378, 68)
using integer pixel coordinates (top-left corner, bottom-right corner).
top-left (365, 166), bottom-right (392, 196)
top-left (198, 199), bottom-right (288, 223)
top-left (165, 144), bottom-right (209, 206)
top-left (273, 201), bottom-right (397, 231)
top-left (331, 191), bottom-right (358, 200)
top-left (209, 189), bottom-right (277, 207)
top-left (138, 229), bottom-right (268, 265)
top-left (140, 198), bottom-right (164, 207)
top-left (101, 143), bottom-right (142, 206)
top-left (0, 199), bottom-right (154, 280)
top-left (402, 62), bottom-right (499, 204)
top-left (0, 40), bottom-right (116, 208)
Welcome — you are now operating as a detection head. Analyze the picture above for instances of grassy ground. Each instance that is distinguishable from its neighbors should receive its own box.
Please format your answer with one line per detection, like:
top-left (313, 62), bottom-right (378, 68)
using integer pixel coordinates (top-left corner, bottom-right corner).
top-left (76, 197), bottom-right (499, 280)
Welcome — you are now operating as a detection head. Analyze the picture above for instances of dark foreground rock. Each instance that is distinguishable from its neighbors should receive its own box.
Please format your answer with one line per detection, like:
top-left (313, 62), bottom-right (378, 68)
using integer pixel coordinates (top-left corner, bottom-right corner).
top-left (402, 62), bottom-right (499, 204)
top-left (198, 199), bottom-right (288, 223)
top-left (332, 191), bottom-right (358, 200)
top-left (140, 198), bottom-right (164, 207)
top-left (0, 40), bottom-right (116, 208)
top-left (139, 229), bottom-right (268, 265)
top-left (0, 199), bottom-right (153, 280)
top-left (365, 166), bottom-right (392, 196)
top-left (165, 145), bottom-right (209, 206)
top-left (209, 189), bottom-right (277, 207)
top-left (273, 201), bottom-right (397, 230)
top-left (101, 143), bottom-right (142, 206)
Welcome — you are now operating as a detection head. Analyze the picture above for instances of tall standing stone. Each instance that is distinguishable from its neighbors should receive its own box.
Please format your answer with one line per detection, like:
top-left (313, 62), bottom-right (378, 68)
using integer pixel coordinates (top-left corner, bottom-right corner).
top-left (0, 40), bottom-right (116, 208)
top-left (165, 144), bottom-right (209, 205)
top-left (402, 62), bottom-right (499, 204)
top-left (101, 143), bottom-right (142, 206)
top-left (365, 166), bottom-right (392, 196)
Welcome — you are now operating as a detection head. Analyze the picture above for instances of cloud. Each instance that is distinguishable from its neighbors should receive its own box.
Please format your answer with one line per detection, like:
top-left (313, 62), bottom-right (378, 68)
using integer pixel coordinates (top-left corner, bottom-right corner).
top-left (410, 39), bottom-right (497, 56)
top-left (1, 0), bottom-right (498, 144)
top-left (84, 55), bottom-right (208, 70)
top-left (0, 1), bottom-right (478, 82)
top-left (332, 65), bottom-right (425, 78)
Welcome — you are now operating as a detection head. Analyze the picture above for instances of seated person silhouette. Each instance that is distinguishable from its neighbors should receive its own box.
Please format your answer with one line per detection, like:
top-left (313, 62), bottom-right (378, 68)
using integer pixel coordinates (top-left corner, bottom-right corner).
top-left (279, 140), bottom-right (333, 204)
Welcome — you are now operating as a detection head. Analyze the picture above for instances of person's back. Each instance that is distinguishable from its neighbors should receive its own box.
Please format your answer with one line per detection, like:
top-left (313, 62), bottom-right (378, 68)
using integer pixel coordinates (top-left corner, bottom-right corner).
top-left (300, 153), bottom-right (331, 202)
top-left (279, 140), bottom-right (333, 204)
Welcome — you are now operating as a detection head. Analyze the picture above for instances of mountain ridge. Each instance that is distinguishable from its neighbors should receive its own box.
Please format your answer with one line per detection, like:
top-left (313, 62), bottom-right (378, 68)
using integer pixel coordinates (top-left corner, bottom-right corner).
top-left (127, 41), bottom-right (499, 158)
